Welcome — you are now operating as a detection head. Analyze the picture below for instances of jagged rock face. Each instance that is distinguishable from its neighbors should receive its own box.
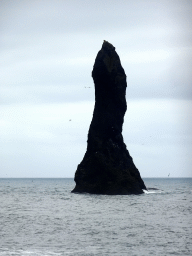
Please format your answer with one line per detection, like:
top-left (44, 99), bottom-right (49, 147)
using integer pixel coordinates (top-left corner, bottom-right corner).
top-left (71, 41), bottom-right (146, 194)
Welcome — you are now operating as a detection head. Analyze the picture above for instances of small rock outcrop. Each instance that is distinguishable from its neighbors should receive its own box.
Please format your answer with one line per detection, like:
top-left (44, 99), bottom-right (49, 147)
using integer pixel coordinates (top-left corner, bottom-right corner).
top-left (71, 41), bottom-right (146, 194)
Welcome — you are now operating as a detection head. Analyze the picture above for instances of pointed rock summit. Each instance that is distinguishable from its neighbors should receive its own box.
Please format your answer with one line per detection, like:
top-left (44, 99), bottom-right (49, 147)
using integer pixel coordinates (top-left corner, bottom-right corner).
top-left (72, 41), bottom-right (146, 194)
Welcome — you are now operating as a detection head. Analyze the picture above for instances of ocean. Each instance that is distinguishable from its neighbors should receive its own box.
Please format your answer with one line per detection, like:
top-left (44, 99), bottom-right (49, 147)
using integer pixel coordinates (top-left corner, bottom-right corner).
top-left (0, 178), bottom-right (191, 256)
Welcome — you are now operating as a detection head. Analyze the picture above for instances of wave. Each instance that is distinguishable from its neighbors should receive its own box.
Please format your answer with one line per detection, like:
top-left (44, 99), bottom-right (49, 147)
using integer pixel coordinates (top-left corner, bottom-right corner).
top-left (143, 188), bottom-right (163, 194)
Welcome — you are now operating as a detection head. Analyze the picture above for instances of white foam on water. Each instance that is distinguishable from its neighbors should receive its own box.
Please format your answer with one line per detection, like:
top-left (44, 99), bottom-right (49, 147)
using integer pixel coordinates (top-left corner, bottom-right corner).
top-left (0, 247), bottom-right (99, 256)
top-left (0, 250), bottom-right (62, 256)
top-left (143, 189), bottom-right (162, 194)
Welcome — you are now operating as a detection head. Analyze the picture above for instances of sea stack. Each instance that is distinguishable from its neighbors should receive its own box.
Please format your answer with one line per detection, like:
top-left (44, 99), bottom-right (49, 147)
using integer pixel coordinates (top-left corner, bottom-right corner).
top-left (72, 41), bottom-right (146, 194)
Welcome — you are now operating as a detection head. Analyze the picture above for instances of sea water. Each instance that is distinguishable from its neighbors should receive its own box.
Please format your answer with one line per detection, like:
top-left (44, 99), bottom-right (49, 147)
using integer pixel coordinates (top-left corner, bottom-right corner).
top-left (0, 178), bottom-right (191, 256)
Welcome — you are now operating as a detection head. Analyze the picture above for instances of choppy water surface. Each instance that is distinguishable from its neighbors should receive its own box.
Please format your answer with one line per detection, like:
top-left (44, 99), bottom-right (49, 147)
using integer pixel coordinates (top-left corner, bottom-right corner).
top-left (0, 178), bottom-right (191, 256)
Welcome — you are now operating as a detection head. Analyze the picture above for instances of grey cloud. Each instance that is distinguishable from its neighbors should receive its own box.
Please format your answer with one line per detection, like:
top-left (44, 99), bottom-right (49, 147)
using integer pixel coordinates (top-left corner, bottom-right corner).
top-left (1, 0), bottom-right (191, 37)
top-left (0, 1), bottom-right (172, 34)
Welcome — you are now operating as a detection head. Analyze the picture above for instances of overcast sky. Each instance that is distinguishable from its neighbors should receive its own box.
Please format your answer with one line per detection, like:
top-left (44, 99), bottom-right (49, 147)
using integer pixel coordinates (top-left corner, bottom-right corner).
top-left (1, 0), bottom-right (192, 178)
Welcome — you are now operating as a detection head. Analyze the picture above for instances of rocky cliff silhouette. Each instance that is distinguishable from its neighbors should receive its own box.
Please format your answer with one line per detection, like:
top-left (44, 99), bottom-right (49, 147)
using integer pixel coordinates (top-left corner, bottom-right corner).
top-left (72, 41), bottom-right (146, 194)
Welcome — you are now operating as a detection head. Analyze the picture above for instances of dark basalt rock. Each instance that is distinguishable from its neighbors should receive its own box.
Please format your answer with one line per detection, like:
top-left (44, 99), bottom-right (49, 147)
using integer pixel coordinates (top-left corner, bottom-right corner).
top-left (71, 41), bottom-right (146, 195)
